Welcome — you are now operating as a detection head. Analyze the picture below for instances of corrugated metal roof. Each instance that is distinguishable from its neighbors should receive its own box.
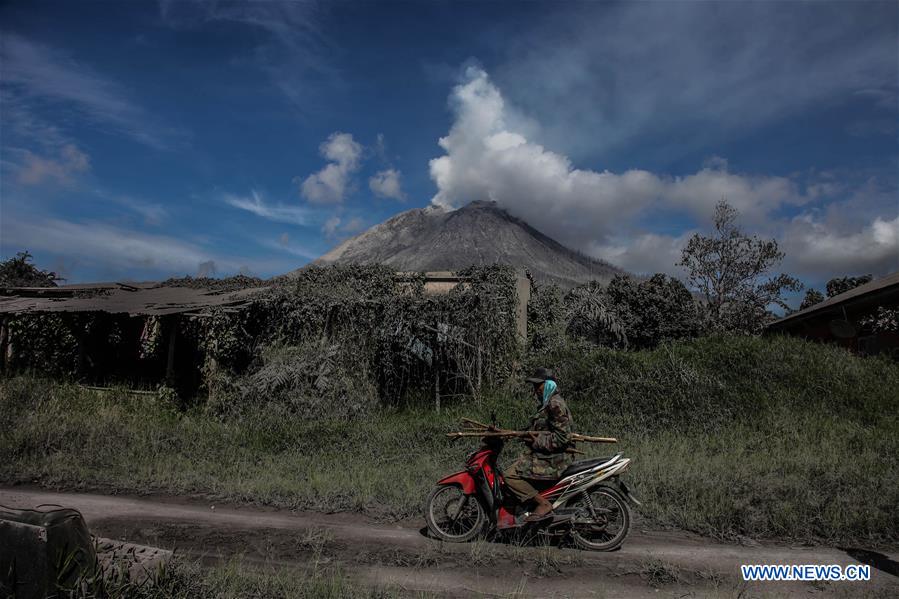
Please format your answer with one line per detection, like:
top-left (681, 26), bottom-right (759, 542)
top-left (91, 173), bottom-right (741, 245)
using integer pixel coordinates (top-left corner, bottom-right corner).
top-left (0, 283), bottom-right (268, 316)
top-left (768, 271), bottom-right (899, 328)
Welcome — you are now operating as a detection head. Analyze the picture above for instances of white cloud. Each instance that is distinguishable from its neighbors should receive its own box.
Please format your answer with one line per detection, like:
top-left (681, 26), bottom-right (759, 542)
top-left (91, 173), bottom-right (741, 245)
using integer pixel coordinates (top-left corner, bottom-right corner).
top-left (369, 168), bottom-right (405, 200)
top-left (431, 68), bottom-right (654, 241)
top-left (321, 215), bottom-right (365, 238)
top-left (783, 214), bottom-right (899, 277)
top-left (430, 67), bottom-right (899, 280)
top-left (322, 215), bottom-right (341, 236)
top-left (225, 190), bottom-right (310, 225)
top-left (17, 144), bottom-right (90, 186)
top-left (261, 237), bottom-right (318, 261)
top-left (666, 167), bottom-right (802, 224)
top-left (2, 214), bottom-right (223, 275)
top-left (0, 34), bottom-right (182, 150)
top-left (589, 232), bottom-right (694, 277)
top-left (300, 132), bottom-right (363, 203)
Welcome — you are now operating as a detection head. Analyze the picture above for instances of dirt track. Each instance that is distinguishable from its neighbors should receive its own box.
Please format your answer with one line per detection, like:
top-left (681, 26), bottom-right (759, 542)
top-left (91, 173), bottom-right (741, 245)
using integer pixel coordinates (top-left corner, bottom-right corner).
top-left (1, 487), bottom-right (896, 598)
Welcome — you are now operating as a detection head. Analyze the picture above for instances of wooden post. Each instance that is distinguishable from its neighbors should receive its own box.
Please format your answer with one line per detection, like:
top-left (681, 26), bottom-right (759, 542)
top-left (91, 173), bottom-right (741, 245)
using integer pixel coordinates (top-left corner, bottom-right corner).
top-left (165, 316), bottom-right (178, 387)
top-left (207, 337), bottom-right (218, 402)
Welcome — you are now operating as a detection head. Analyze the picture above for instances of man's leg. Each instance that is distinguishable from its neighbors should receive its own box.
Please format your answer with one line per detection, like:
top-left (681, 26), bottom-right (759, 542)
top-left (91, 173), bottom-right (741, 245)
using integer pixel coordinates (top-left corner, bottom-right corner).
top-left (505, 462), bottom-right (553, 519)
top-left (504, 461), bottom-right (539, 502)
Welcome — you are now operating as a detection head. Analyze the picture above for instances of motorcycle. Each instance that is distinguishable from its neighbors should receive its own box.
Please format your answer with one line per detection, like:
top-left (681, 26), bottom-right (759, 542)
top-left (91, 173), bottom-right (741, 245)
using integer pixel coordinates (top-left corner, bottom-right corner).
top-left (425, 436), bottom-right (639, 551)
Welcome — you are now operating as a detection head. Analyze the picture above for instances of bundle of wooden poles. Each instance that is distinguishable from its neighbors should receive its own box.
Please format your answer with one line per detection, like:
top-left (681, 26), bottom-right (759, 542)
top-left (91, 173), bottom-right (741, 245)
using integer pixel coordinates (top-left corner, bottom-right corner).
top-left (447, 418), bottom-right (617, 454)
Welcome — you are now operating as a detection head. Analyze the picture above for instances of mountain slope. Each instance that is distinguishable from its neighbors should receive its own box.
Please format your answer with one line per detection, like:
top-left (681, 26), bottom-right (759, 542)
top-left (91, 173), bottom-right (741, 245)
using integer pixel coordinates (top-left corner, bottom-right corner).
top-left (310, 200), bottom-right (627, 288)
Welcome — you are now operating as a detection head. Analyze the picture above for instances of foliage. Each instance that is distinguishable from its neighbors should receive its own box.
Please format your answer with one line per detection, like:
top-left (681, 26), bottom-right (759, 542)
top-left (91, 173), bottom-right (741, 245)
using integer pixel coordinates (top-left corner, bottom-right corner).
top-left (159, 274), bottom-right (266, 292)
top-left (526, 282), bottom-right (566, 352)
top-left (605, 274), bottom-right (701, 348)
top-left (826, 274), bottom-right (873, 298)
top-left (4, 335), bottom-right (897, 546)
top-left (799, 288), bottom-right (825, 310)
top-left (678, 201), bottom-right (802, 334)
top-left (201, 264), bottom-right (521, 408)
top-left (859, 306), bottom-right (899, 333)
top-left (528, 280), bottom-right (627, 352)
top-left (563, 281), bottom-right (626, 346)
top-left (0, 250), bottom-right (62, 287)
top-left (5, 314), bottom-right (80, 376)
top-left (209, 341), bottom-right (378, 419)
top-left (3, 265), bottom-right (523, 407)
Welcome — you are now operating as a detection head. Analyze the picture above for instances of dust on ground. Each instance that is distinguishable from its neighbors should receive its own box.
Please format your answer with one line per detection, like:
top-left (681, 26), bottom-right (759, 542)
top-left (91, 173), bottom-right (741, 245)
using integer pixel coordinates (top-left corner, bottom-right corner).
top-left (1, 487), bottom-right (896, 598)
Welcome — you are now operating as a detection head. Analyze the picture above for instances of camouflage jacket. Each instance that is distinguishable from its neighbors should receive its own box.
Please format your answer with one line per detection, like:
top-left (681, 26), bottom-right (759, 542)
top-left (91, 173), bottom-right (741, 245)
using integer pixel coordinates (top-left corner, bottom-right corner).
top-left (511, 391), bottom-right (575, 480)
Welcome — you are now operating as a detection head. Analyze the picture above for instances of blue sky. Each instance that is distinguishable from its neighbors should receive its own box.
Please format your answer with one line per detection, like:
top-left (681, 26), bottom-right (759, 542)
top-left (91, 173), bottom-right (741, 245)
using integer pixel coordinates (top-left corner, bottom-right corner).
top-left (1, 0), bottom-right (897, 296)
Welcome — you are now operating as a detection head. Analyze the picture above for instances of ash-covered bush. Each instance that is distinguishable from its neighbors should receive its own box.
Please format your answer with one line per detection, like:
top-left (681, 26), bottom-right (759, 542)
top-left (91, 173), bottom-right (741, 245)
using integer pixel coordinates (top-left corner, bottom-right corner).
top-left (202, 264), bottom-right (522, 409)
top-left (6, 314), bottom-right (81, 377)
top-left (207, 341), bottom-right (377, 420)
top-left (605, 274), bottom-right (701, 348)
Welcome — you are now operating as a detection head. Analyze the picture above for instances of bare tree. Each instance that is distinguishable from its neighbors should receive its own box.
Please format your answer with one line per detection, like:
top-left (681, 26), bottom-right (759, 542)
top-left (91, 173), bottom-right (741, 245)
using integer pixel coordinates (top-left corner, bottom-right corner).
top-left (678, 201), bottom-right (802, 334)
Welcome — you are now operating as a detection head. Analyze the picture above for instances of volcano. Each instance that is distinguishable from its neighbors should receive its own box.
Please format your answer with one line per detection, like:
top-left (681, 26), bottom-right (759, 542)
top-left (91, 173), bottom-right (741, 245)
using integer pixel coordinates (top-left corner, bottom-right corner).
top-left (310, 200), bottom-right (627, 288)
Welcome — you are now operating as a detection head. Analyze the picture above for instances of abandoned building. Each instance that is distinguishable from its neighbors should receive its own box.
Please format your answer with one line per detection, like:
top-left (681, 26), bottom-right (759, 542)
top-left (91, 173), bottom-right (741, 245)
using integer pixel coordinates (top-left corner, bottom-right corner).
top-left (767, 270), bottom-right (899, 357)
top-left (0, 271), bottom-right (531, 399)
top-left (0, 281), bottom-right (267, 394)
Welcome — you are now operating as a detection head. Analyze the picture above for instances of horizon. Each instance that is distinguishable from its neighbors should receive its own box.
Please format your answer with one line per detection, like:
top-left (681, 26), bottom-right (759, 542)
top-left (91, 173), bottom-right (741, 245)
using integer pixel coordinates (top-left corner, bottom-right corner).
top-left (1, 0), bottom-right (897, 302)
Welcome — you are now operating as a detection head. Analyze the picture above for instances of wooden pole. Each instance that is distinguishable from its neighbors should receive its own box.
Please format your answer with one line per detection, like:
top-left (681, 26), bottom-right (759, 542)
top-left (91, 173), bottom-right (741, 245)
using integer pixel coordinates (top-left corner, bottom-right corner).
top-left (207, 337), bottom-right (218, 402)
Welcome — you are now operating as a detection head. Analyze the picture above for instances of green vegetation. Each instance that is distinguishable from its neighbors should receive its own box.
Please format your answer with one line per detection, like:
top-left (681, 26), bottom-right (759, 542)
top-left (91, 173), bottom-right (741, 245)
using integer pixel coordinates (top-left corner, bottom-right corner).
top-left (0, 250), bottom-right (62, 287)
top-left (2, 335), bottom-right (897, 546)
top-left (2, 264), bottom-right (521, 405)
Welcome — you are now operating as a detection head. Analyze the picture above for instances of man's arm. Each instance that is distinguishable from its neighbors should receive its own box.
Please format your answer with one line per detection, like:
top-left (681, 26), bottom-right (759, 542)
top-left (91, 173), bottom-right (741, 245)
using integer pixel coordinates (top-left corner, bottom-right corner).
top-left (531, 399), bottom-right (572, 452)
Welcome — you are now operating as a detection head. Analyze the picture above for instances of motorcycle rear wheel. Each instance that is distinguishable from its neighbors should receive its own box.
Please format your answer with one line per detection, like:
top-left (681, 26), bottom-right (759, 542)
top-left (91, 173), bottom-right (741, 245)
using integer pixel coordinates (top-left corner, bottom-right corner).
top-left (425, 485), bottom-right (486, 542)
top-left (569, 485), bottom-right (631, 551)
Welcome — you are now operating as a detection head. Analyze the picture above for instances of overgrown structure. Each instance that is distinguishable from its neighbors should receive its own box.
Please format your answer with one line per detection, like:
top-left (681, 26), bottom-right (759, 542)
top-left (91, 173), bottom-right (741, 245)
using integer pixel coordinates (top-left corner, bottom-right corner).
top-left (0, 266), bottom-right (528, 412)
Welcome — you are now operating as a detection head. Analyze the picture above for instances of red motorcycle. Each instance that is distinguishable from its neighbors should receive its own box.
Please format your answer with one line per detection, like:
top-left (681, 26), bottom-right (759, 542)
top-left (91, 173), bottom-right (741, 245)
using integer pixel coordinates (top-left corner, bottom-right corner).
top-left (425, 436), bottom-right (639, 551)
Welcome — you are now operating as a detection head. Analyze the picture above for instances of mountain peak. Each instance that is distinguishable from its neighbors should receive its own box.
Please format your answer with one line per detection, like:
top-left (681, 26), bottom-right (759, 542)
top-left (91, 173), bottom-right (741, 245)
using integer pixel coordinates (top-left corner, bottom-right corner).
top-left (308, 200), bottom-right (627, 288)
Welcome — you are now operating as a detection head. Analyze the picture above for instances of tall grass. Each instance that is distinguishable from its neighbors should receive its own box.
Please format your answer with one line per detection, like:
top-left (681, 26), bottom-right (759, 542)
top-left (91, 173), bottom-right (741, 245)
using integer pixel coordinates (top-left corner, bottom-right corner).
top-left (2, 335), bottom-right (896, 545)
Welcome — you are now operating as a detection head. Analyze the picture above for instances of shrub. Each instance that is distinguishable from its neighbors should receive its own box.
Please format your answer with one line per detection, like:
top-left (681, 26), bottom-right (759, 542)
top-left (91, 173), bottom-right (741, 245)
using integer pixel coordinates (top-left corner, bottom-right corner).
top-left (208, 341), bottom-right (378, 420)
top-left (605, 274), bottom-right (701, 348)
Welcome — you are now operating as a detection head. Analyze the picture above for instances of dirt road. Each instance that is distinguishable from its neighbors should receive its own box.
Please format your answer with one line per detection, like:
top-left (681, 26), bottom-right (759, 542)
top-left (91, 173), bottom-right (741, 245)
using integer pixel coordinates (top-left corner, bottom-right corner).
top-left (1, 487), bottom-right (895, 598)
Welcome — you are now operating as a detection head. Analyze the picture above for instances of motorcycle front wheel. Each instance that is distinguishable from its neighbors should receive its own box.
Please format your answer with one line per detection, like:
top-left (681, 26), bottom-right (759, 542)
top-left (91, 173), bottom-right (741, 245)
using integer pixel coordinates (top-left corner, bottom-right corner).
top-left (425, 485), bottom-right (486, 542)
top-left (569, 484), bottom-right (631, 551)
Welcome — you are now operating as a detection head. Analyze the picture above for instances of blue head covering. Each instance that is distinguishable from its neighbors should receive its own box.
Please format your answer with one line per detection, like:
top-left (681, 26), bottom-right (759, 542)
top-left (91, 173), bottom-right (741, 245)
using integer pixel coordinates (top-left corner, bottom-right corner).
top-left (541, 379), bottom-right (557, 407)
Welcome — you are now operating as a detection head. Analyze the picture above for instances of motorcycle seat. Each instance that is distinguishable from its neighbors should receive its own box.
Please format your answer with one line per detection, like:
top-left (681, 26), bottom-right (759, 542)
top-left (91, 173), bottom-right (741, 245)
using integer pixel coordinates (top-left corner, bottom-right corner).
top-left (560, 456), bottom-right (616, 477)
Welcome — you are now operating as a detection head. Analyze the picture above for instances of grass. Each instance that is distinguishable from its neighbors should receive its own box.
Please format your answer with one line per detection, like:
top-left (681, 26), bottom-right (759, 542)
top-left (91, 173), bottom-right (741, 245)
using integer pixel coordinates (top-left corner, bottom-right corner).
top-left (1, 335), bottom-right (897, 546)
top-left (59, 555), bottom-right (433, 599)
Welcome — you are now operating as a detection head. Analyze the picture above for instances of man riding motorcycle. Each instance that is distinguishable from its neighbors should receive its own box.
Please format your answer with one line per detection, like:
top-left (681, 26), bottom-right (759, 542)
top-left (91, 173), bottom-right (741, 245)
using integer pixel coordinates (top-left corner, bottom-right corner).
top-left (503, 367), bottom-right (575, 521)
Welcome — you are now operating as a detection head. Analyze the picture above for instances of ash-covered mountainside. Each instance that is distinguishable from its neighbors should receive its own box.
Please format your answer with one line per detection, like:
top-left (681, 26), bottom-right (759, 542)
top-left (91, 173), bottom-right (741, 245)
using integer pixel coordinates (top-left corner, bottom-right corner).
top-left (308, 200), bottom-right (627, 288)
